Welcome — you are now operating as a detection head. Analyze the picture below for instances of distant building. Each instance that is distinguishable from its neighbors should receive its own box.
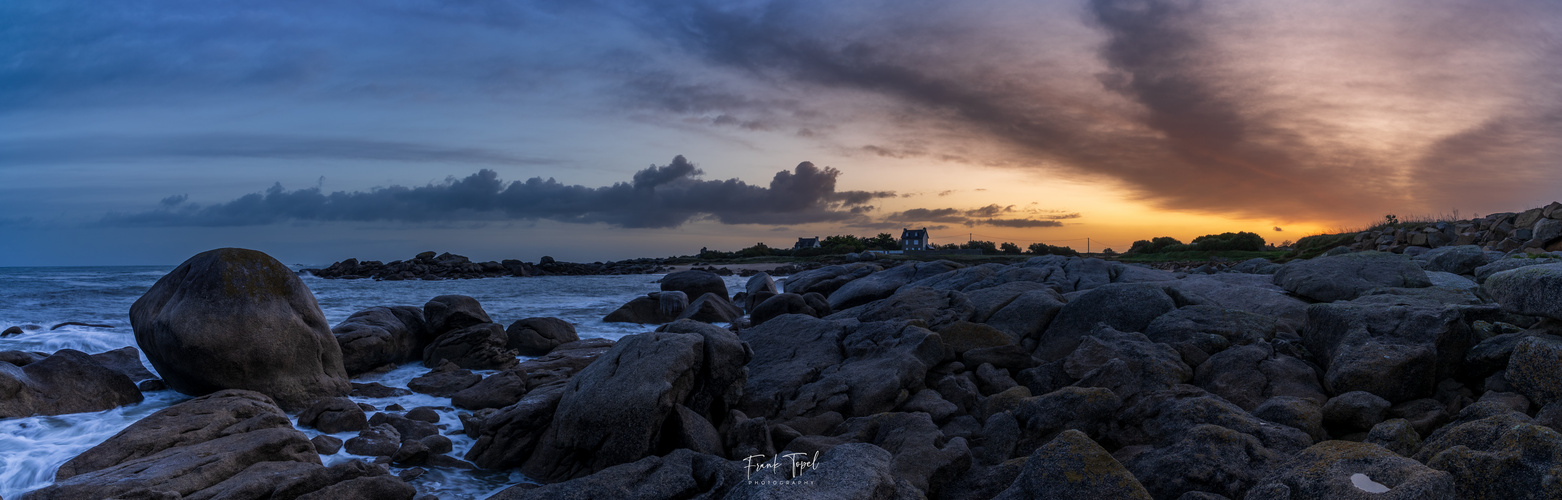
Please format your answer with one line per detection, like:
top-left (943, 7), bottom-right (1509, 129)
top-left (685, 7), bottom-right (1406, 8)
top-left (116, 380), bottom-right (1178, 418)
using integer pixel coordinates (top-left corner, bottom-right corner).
top-left (900, 228), bottom-right (930, 251)
top-left (794, 237), bottom-right (821, 249)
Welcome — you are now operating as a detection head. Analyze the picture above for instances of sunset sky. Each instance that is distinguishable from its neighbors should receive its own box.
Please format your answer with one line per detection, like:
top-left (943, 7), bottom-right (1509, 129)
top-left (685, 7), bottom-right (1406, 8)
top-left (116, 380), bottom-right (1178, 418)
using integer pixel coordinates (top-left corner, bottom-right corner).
top-left (3, 0), bottom-right (1560, 266)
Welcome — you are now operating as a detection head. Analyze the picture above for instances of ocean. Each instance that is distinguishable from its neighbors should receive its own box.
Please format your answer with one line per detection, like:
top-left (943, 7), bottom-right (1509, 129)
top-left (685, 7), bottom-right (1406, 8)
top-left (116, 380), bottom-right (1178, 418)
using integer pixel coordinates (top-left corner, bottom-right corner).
top-left (0, 265), bottom-right (756, 499)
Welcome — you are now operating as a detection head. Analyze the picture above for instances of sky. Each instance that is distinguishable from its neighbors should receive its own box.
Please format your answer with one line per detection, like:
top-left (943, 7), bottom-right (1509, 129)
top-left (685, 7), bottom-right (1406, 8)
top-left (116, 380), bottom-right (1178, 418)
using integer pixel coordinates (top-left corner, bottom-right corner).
top-left (2, 0), bottom-right (1560, 266)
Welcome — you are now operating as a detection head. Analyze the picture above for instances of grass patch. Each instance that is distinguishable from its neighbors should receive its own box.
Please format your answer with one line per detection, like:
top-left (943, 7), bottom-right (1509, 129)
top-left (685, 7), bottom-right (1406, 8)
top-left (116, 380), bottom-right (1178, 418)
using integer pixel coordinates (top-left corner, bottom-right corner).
top-left (1113, 250), bottom-right (1289, 263)
top-left (1287, 232), bottom-right (1358, 260)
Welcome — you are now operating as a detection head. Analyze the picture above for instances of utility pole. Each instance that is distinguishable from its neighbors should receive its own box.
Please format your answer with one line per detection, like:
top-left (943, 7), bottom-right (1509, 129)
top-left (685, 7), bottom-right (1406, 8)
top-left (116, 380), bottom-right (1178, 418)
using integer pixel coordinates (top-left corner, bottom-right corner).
top-left (1087, 238), bottom-right (1091, 254)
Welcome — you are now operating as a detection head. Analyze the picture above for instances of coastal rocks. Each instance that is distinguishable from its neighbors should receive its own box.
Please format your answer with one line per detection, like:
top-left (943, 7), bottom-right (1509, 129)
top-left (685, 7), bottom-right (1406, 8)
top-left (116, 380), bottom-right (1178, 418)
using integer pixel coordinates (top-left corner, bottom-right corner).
top-left (298, 397), bottom-right (369, 434)
top-left (332, 306), bottom-right (432, 375)
top-left (729, 443), bottom-right (921, 500)
top-left (1474, 257), bottom-right (1558, 284)
top-left (1193, 341), bottom-right (1325, 412)
top-left (1413, 408), bottom-right (1562, 499)
top-left (744, 272), bottom-right (778, 311)
top-left (423, 295), bottom-right (492, 336)
top-left (828, 260), bottom-right (961, 310)
top-left (485, 449), bottom-right (743, 500)
top-left (738, 315), bottom-right (945, 428)
top-left (407, 362), bottom-right (481, 397)
top-left (1301, 295), bottom-right (1472, 403)
top-left (1122, 424), bottom-right (1280, 499)
top-left (451, 338), bottom-right (613, 410)
top-left (1484, 263), bottom-right (1562, 320)
top-left (780, 263), bottom-right (881, 296)
top-left (659, 270), bottom-right (729, 303)
top-left (1323, 391), bottom-right (1393, 433)
top-left (27, 390), bottom-right (405, 500)
top-left (1064, 325), bottom-right (1192, 400)
top-left (504, 317), bottom-right (578, 356)
top-left (0, 349), bottom-right (143, 419)
top-left (518, 320), bottom-right (750, 482)
top-left (748, 292), bottom-right (830, 326)
top-left (982, 289), bottom-right (1066, 342)
top-left (1503, 335), bottom-right (1562, 407)
top-left (604, 292), bottom-right (685, 324)
top-left (993, 429), bottom-right (1151, 500)
top-left (1247, 440), bottom-right (1454, 499)
top-left (1035, 283), bottom-right (1176, 361)
top-left (422, 322), bottom-right (517, 370)
top-left (129, 247), bottom-right (350, 410)
top-left (676, 293), bottom-right (744, 323)
top-left (1273, 251), bottom-right (1432, 302)
top-left (830, 285), bottom-right (976, 331)
top-left (1416, 245), bottom-right (1489, 275)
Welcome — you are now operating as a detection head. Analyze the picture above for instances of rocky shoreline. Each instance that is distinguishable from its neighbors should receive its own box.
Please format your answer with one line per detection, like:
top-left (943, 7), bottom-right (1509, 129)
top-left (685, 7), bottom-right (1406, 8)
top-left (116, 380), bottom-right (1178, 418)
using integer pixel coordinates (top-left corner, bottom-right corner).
top-left (10, 210), bottom-right (1562, 498)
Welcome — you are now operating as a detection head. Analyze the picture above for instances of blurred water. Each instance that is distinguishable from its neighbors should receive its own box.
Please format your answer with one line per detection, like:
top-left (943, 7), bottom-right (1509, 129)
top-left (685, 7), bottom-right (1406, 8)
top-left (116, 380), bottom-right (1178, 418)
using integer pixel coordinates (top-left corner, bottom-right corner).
top-left (0, 266), bottom-right (753, 499)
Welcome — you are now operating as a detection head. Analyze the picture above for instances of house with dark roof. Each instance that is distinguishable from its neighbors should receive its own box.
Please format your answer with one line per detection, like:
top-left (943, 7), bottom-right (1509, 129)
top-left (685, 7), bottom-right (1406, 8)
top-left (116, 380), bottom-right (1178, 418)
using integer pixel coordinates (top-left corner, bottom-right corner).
top-left (794, 237), bottom-right (821, 249)
top-left (900, 228), bottom-right (930, 251)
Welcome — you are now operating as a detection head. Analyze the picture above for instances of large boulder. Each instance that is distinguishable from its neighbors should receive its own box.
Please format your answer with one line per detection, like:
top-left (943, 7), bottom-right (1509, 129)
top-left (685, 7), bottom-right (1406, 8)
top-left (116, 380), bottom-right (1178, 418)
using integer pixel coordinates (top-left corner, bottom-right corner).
top-left (1164, 274), bottom-right (1309, 331)
top-left (993, 429), bottom-right (1151, 500)
top-left (1035, 283), bottom-right (1176, 361)
top-left (1485, 263), bottom-right (1562, 320)
top-left (1413, 407), bottom-right (1562, 499)
top-left (1474, 257), bottom-right (1558, 284)
top-left (0, 349), bottom-right (142, 419)
top-left (1273, 251), bottom-right (1432, 303)
top-left (738, 316), bottom-right (946, 429)
top-left (1064, 325), bottom-right (1192, 400)
top-left (1247, 440), bottom-right (1454, 499)
top-left (1417, 245), bottom-right (1489, 276)
top-left (1123, 424), bottom-right (1282, 499)
top-left (829, 286), bottom-right (976, 331)
top-left (1193, 341), bottom-right (1325, 412)
top-left (504, 317), bottom-right (579, 356)
top-left (1105, 385), bottom-right (1312, 454)
top-left (129, 248), bottom-right (350, 410)
top-left (748, 293), bottom-right (827, 326)
top-left (603, 292), bottom-right (685, 324)
top-left (28, 390), bottom-right (403, 500)
top-left (452, 338), bottom-right (613, 410)
top-left (660, 270), bottom-right (729, 302)
top-left (829, 261), bottom-right (961, 310)
top-left (422, 295), bottom-right (492, 336)
top-left (422, 322), bottom-right (518, 370)
top-left (1505, 335), bottom-right (1562, 408)
top-left (983, 289), bottom-right (1066, 342)
top-left (332, 306), bottom-right (432, 375)
top-left (780, 263), bottom-right (880, 296)
top-left (519, 320), bottom-right (750, 482)
top-left (1301, 295), bottom-right (1473, 403)
top-left (744, 272), bottom-right (778, 311)
top-left (675, 293), bottom-right (744, 324)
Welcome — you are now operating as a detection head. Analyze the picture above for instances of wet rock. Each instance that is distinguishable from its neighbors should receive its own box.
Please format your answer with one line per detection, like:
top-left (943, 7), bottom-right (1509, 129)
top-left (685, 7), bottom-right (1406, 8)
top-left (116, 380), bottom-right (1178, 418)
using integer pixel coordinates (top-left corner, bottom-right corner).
top-left (1036, 283), bottom-right (1176, 361)
top-left (1, 325), bottom-right (21, 336)
top-left (31, 390), bottom-right (330, 500)
top-left (0, 349), bottom-right (142, 419)
top-left (351, 382), bottom-right (411, 398)
top-left (1273, 251), bottom-right (1432, 302)
top-left (676, 292), bottom-right (744, 323)
top-left (520, 320), bottom-right (749, 482)
top-left (661, 270), bottom-right (730, 303)
top-left (421, 322), bottom-right (517, 370)
top-left (130, 248), bottom-right (350, 410)
top-left (407, 362), bottom-right (481, 397)
top-left (451, 338), bottom-right (612, 410)
top-left (344, 424), bottom-right (402, 457)
top-left (422, 295), bottom-right (492, 336)
top-left (298, 397), bottom-right (369, 434)
top-left (1247, 440), bottom-right (1453, 499)
top-left (88, 346), bottom-right (157, 383)
top-left (311, 435), bottom-right (343, 455)
top-left (332, 306), bottom-right (432, 376)
top-left (405, 406), bottom-right (440, 423)
top-left (603, 293), bottom-right (682, 324)
top-left (464, 385), bottom-right (565, 469)
top-left (744, 272), bottom-right (778, 311)
top-left (368, 412), bottom-right (438, 443)
top-left (993, 429), bottom-right (1151, 500)
top-left (503, 317), bottom-right (578, 357)
top-left (292, 475), bottom-right (416, 500)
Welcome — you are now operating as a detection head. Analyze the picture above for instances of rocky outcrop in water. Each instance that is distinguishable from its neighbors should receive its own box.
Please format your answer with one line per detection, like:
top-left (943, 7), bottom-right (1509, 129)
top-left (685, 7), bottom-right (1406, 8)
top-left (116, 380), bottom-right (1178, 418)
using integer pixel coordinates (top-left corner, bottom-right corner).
top-left (304, 251), bottom-right (673, 280)
top-left (28, 390), bottom-right (412, 500)
top-left (0, 349), bottom-right (143, 418)
top-left (130, 247), bottom-right (351, 411)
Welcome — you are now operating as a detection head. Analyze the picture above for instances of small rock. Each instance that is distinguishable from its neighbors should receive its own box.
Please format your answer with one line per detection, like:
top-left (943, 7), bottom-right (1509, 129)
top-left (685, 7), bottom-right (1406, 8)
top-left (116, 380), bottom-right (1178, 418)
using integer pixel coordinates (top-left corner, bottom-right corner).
top-left (311, 435), bottom-right (343, 455)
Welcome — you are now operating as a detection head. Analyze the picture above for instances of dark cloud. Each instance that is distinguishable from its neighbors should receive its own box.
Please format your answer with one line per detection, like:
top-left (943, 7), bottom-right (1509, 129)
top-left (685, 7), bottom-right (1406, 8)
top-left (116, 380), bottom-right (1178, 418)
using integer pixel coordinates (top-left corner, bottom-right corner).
top-left (979, 219), bottom-right (1065, 228)
top-left (1273, 226), bottom-right (1283, 232)
top-left (885, 205), bottom-right (1075, 229)
top-left (636, 0), bottom-right (1562, 224)
top-left (0, 135), bottom-right (558, 167)
top-left (965, 204), bottom-right (1014, 218)
top-left (890, 208), bottom-right (966, 223)
top-left (102, 156), bottom-right (894, 228)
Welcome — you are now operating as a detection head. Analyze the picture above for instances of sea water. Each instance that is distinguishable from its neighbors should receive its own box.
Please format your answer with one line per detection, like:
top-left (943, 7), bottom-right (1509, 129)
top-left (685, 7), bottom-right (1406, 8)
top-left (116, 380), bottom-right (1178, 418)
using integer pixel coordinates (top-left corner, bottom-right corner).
top-left (0, 266), bottom-right (756, 499)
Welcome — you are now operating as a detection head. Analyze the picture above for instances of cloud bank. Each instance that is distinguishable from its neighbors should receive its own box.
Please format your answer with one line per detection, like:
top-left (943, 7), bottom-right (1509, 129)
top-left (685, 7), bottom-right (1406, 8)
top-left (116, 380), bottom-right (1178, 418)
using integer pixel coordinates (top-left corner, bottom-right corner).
top-left (103, 156), bottom-right (896, 228)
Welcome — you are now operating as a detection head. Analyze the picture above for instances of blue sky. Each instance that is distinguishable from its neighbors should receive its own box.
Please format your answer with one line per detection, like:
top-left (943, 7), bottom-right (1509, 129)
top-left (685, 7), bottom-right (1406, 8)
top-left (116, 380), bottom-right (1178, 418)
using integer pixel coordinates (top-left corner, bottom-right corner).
top-left (3, 0), bottom-right (1560, 266)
